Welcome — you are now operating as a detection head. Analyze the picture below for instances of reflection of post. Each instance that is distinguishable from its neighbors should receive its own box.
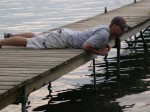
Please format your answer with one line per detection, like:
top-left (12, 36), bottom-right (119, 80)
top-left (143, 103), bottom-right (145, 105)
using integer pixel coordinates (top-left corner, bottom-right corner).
top-left (115, 37), bottom-right (120, 79)
top-left (140, 31), bottom-right (148, 53)
top-left (47, 83), bottom-right (52, 98)
top-left (93, 59), bottom-right (96, 90)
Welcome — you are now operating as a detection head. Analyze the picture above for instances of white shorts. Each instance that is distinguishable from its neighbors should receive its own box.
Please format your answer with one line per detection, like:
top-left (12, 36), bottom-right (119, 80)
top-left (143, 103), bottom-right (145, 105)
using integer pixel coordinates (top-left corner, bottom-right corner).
top-left (26, 33), bottom-right (47, 49)
top-left (44, 30), bottom-right (68, 48)
top-left (26, 30), bottom-right (68, 49)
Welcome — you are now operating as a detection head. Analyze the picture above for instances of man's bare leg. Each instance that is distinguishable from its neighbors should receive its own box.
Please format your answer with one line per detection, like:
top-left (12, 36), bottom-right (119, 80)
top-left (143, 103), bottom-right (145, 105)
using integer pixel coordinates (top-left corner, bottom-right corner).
top-left (0, 36), bottom-right (27, 47)
top-left (5, 32), bottom-right (36, 38)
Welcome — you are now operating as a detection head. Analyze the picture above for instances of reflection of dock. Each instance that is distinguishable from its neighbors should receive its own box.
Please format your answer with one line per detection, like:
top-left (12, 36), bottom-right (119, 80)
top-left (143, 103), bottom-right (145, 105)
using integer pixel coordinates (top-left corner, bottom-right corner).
top-left (0, 0), bottom-right (150, 111)
top-left (33, 53), bottom-right (150, 112)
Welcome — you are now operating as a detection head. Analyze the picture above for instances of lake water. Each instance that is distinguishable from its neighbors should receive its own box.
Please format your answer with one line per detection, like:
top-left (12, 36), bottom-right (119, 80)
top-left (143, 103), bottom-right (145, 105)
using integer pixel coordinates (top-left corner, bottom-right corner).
top-left (0, 0), bottom-right (140, 37)
top-left (1, 0), bottom-right (150, 112)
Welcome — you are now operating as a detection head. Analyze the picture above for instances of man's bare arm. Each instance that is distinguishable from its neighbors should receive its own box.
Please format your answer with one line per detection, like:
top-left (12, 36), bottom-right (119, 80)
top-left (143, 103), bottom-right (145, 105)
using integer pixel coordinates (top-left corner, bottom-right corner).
top-left (83, 42), bottom-right (110, 55)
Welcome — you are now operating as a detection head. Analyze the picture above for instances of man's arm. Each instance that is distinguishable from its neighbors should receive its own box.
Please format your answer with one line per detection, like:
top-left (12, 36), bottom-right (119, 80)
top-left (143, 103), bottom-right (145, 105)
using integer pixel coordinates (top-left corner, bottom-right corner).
top-left (83, 42), bottom-right (110, 55)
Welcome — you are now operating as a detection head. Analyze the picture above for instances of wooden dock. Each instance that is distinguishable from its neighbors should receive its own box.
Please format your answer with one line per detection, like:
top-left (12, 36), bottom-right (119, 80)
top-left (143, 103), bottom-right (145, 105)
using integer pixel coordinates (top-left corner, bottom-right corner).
top-left (0, 0), bottom-right (150, 110)
top-left (0, 48), bottom-right (96, 110)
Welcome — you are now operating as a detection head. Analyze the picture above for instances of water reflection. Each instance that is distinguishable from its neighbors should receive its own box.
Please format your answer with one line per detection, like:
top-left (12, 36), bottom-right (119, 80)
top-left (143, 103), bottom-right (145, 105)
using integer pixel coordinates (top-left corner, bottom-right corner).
top-left (32, 31), bottom-right (150, 112)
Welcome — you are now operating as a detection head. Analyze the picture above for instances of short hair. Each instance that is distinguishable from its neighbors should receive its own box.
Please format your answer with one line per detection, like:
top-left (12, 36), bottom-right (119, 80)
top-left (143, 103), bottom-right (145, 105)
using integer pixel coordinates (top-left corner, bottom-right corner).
top-left (111, 16), bottom-right (130, 30)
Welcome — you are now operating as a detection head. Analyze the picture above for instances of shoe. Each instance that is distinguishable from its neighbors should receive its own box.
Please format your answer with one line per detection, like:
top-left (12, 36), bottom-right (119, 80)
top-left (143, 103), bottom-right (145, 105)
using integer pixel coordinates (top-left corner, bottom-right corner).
top-left (4, 33), bottom-right (12, 38)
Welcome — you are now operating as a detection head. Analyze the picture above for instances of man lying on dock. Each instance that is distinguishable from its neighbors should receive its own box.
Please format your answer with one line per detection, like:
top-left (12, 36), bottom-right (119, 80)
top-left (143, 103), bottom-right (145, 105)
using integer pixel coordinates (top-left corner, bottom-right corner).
top-left (0, 16), bottom-right (129, 55)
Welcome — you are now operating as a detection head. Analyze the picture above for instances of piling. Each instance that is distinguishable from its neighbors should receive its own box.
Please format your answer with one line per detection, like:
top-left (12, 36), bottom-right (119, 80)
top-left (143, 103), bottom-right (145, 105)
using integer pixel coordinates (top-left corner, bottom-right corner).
top-left (104, 7), bottom-right (107, 13)
top-left (93, 59), bottom-right (96, 90)
top-left (21, 86), bottom-right (27, 112)
top-left (134, 0), bottom-right (137, 3)
top-left (115, 37), bottom-right (121, 79)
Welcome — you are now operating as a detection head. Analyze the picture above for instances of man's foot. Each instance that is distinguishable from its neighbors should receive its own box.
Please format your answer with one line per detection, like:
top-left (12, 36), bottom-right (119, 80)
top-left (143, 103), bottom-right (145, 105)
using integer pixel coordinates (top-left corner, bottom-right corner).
top-left (4, 33), bottom-right (12, 38)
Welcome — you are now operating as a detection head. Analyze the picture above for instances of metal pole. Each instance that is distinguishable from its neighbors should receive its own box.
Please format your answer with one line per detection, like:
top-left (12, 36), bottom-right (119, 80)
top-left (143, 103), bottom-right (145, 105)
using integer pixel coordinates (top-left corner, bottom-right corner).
top-left (21, 86), bottom-right (27, 112)
top-left (47, 83), bottom-right (52, 98)
top-left (115, 37), bottom-right (120, 79)
top-left (104, 7), bottom-right (107, 13)
top-left (134, 0), bottom-right (136, 3)
top-left (93, 59), bottom-right (96, 90)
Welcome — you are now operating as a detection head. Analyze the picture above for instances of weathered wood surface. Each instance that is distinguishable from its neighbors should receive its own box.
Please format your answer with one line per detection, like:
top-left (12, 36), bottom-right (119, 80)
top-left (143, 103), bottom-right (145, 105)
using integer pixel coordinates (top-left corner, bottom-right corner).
top-left (0, 49), bottom-right (96, 109)
top-left (0, 0), bottom-right (150, 110)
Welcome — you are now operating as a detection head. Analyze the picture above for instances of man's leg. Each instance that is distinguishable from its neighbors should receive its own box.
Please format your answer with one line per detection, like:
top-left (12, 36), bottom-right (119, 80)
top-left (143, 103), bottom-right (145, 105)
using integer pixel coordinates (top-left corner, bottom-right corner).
top-left (0, 36), bottom-right (27, 47)
top-left (4, 32), bottom-right (36, 38)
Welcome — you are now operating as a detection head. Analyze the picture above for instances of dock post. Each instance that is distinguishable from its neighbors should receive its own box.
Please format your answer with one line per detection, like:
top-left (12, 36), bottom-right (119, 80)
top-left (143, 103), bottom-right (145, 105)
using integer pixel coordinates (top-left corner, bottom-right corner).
top-left (134, 0), bottom-right (136, 3)
top-left (21, 86), bottom-right (27, 112)
top-left (104, 54), bottom-right (108, 61)
top-left (47, 83), bottom-right (52, 98)
top-left (140, 31), bottom-right (148, 53)
top-left (115, 37), bottom-right (120, 79)
top-left (104, 7), bottom-right (107, 13)
top-left (93, 59), bottom-right (96, 90)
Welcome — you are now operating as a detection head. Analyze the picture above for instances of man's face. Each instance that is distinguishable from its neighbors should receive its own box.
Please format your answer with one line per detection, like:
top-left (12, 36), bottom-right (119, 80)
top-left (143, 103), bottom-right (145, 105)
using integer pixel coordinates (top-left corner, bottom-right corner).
top-left (112, 24), bottom-right (125, 37)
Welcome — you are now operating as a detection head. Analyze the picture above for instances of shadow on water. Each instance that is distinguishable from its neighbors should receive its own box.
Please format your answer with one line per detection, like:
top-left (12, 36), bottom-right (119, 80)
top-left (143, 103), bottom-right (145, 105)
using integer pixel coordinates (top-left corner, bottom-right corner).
top-left (33, 29), bottom-right (150, 112)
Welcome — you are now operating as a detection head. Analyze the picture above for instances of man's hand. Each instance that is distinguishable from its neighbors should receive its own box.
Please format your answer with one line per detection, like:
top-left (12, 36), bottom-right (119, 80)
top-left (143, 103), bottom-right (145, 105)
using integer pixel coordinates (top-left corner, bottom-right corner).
top-left (100, 44), bottom-right (111, 55)
top-left (99, 46), bottom-right (110, 56)
top-left (105, 44), bottom-right (111, 51)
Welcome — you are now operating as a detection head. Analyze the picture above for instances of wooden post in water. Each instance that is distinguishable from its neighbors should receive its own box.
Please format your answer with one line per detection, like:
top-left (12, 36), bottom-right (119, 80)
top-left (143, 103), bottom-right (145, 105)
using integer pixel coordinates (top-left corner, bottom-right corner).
top-left (93, 59), bottom-right (96, 90)
top-left (134, 0), bottom-right (136, 3)
top-left (115, 37), bottom-right (121, 79)
top-left (105, 7), bottom-right (107, 13)
top-left (21, 86), bottom-right (27, 112)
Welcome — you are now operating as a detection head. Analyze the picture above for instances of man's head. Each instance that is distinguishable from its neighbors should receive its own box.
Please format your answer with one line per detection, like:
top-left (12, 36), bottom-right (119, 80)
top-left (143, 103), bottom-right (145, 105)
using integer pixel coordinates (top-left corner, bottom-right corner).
top-left (110, 16), bottom-right (130, 37)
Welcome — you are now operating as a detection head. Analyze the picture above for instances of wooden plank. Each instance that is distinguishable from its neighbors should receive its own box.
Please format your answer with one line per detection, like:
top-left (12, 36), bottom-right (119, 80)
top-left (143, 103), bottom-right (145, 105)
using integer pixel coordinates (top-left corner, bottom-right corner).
top-left (0, 76), bottom-right (32, 82)
top-left (0, 68), bottom-right (48, 71)
top-left (0, 82), bottom-right (21, 86)
top-left (0, 70), bottom-right (45, 74)
top-left (0, 64), bottom-right (61, 68)
top-left (0, 86), bottom-right (14, 90)
top-left (0, 90), bottom-right (7, 94)
top-left (0, 73), bottom-right (38, 77)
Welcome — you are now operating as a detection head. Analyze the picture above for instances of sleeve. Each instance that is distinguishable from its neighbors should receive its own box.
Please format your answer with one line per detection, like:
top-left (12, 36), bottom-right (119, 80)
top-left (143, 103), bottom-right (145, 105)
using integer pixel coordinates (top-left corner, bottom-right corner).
top-left (86, 29), bottom-right (109, 49)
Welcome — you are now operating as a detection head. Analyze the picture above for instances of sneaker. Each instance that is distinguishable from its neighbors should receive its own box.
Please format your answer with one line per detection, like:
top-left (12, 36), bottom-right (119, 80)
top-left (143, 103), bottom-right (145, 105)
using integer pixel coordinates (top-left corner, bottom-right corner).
top-left (4, 33), bottom-right (12, 38)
